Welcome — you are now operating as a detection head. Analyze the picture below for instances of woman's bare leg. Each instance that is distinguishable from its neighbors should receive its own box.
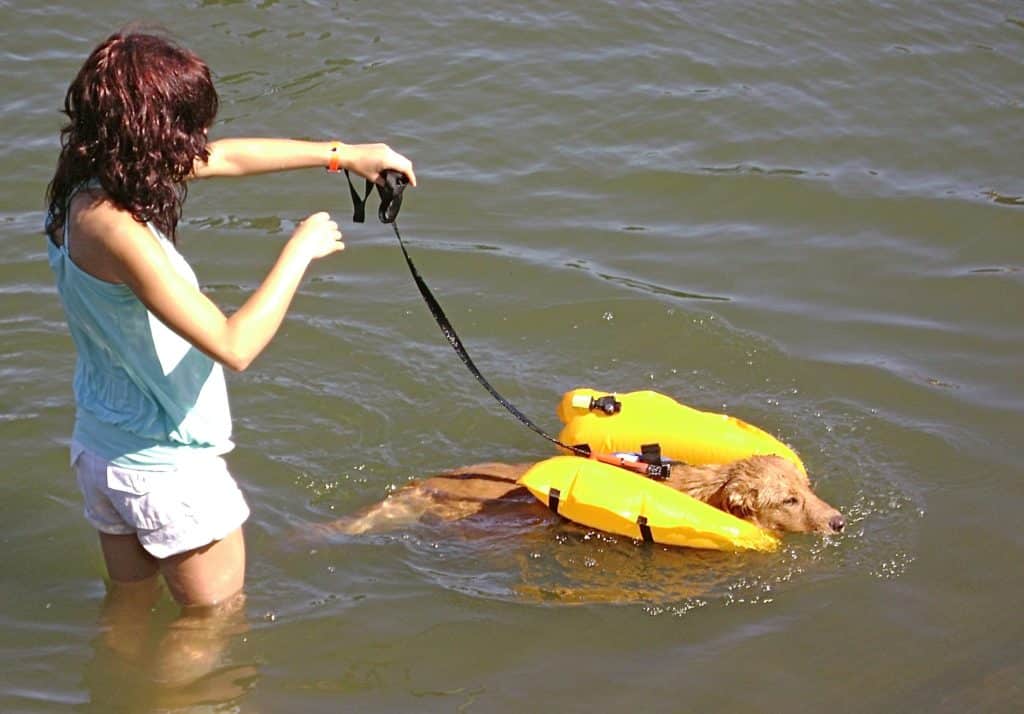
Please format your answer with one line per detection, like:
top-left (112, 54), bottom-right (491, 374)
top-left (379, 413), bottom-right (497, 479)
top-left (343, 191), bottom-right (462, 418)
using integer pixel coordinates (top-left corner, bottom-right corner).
top-left (96, 529), bottom-right (249, 687)
top-left (158, 527), bottom-right (246, 608)
top-left (96, 532), bottom-right (162, 660)
top-left (99, 531), bottom-right (160, 583)
top-left (99, 528), bottom-right (246, 608)
top-left (152, 530), bottom-right (248, 685)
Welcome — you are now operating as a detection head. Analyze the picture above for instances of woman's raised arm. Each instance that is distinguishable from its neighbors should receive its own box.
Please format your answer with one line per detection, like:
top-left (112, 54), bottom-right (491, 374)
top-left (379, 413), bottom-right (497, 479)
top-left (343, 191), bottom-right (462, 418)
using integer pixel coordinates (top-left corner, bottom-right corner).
top-left (192, 138), bottom-right (416, 186)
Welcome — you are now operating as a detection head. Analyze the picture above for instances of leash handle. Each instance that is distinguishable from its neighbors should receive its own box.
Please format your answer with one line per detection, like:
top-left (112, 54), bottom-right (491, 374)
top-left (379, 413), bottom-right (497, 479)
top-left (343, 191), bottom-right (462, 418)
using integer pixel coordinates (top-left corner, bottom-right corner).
top-left (343, 169), bottom-right (407, 224)
top-left (342, 170), bottom-right (373, 223)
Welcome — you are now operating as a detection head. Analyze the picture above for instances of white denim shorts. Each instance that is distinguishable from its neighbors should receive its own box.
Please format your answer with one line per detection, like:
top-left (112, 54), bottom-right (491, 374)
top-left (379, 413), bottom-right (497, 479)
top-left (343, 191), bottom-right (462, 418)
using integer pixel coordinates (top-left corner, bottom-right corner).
top-left (72, 444), bottom-right (250, 559)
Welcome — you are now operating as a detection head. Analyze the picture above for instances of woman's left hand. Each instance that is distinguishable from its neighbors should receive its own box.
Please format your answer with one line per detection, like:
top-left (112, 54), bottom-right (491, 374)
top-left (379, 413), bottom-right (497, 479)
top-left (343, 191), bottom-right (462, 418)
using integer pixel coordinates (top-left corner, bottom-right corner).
top-left (345, 143), bottom-right (417, 187)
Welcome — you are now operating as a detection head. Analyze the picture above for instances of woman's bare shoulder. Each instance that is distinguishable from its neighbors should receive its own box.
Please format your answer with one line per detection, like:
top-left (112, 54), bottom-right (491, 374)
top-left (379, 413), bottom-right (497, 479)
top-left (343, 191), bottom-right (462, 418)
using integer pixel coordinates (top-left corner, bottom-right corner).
top-left (65, 191), bottom-right (161, 283)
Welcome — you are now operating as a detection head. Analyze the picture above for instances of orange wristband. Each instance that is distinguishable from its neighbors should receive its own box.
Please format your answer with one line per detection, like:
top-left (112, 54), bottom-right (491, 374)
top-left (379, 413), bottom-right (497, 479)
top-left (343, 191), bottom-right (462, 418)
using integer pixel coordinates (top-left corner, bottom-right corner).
top-left (326, 142), bottom-right (343, 173)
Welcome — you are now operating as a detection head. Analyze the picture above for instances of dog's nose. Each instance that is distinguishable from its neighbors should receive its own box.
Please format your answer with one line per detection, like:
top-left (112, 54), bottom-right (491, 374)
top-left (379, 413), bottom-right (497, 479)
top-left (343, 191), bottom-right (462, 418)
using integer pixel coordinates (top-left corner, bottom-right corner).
top-left (829, 514), bottom-right (846, 533)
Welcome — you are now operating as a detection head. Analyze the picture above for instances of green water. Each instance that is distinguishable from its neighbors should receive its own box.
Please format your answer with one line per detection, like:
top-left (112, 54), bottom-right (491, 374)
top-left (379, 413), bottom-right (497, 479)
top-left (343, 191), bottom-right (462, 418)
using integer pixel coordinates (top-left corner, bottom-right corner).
top-left (2, 1), bottom-right (1023, 711)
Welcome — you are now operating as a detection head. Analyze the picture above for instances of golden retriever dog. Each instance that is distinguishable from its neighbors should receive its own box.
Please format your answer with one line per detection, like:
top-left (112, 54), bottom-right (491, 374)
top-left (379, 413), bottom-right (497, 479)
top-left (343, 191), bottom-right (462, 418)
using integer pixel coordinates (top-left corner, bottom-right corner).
top-left (315, 454), bottom-right (845, 539)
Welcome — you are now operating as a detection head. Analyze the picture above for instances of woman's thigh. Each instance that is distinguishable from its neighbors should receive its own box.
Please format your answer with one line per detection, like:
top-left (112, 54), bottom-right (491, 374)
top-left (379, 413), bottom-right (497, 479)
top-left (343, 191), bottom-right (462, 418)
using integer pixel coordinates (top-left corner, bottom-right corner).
top-left (99, 531), bottom-right (160, 583)
top-left (98, 527), bottom-right (245, 607)
top-left (159, 527), bottom-right (246, 608)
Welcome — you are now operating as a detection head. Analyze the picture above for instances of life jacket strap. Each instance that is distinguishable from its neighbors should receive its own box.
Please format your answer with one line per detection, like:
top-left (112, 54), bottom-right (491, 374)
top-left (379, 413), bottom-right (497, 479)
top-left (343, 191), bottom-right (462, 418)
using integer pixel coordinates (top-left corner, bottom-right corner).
top-left (590, 446), bottom-right (674, 481)
top-left (637, 515), bottom-right (654, 543)
top-left (547, 488), bottom-right (562, 514)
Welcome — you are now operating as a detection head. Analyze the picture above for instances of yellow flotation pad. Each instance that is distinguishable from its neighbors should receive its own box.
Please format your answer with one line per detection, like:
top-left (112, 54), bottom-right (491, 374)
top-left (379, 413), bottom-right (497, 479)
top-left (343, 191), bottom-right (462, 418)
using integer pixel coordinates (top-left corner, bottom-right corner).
top-left (518, 456), bottom-right (779, 551)
top-left (557, 388), bottom-right (806, 476)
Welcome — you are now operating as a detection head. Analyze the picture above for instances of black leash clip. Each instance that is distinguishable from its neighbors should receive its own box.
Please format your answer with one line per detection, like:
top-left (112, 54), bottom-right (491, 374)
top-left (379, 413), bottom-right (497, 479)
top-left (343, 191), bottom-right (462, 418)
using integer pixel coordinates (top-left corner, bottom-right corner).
top-left (343, 168), bottom-right (408, 224)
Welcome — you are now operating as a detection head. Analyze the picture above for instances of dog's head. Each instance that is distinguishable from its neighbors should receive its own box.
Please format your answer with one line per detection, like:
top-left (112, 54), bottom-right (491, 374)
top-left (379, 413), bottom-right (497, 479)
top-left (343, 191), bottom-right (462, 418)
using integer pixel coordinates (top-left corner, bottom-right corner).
top-left (718, 455), bottom-right (845, 534)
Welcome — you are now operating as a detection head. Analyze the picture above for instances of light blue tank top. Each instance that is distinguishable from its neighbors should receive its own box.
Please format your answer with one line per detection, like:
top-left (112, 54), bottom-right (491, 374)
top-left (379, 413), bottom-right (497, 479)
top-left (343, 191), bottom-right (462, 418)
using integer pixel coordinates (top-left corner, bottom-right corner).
top-left (47, 185), bottom-right (234, 469)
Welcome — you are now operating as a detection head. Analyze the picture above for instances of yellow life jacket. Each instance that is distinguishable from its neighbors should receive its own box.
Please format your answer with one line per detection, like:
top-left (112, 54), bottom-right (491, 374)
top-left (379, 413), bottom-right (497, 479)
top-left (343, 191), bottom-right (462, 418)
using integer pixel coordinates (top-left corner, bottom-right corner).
top-left (517, 456), bottom-right (780, 551)
top-left (556, 388), bottom-right (806, 475)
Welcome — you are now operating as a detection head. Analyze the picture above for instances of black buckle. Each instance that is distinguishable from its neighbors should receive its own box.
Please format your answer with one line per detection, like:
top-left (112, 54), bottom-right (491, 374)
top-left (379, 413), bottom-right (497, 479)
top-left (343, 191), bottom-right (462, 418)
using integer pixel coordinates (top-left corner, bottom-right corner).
top-left (572, 443), bottom-right (592, 457)
top-left (639, 443), bottom-right (672, 480)
top-left (589, 395), bottom-right (621, 415)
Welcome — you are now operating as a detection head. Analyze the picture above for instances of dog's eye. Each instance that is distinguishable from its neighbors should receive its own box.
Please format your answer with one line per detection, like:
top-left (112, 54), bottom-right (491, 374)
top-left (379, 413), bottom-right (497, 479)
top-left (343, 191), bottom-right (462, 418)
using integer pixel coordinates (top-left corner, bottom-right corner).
top-left (783, 496), bottom-right (800, 506)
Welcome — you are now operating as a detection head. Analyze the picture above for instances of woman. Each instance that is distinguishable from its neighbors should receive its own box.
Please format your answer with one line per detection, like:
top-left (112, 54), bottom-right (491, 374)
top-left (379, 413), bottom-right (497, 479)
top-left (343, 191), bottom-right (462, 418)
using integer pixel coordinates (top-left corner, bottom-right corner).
top-left (46, 29), bottom-right (416, 610)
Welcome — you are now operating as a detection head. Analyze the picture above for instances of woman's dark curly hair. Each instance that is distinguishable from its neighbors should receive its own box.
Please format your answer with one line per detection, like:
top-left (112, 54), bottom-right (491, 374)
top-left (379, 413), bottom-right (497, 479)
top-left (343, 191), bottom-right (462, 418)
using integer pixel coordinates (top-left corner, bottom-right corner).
top-left (46, 30), bottom-right (218, 243)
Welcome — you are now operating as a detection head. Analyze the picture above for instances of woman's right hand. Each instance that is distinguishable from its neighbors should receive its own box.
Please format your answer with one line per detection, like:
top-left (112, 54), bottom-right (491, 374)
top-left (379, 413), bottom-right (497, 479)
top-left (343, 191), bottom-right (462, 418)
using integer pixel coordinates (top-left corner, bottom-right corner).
top-left (287, 212), bottom-right (344, 261)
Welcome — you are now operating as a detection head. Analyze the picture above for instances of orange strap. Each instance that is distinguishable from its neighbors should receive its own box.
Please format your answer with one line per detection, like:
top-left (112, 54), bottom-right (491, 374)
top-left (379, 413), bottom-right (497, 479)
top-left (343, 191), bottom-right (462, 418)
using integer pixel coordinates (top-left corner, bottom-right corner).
top-left (591, 451), bottom-right (670, 479)
top-left (326, 142), bottom-right (343, 173)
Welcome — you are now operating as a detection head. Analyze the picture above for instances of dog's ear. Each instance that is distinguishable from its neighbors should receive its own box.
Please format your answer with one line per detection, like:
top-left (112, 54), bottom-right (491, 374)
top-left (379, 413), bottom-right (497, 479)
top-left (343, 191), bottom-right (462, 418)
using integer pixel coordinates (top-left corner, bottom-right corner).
top-left (722, 481), bottom-right (756, 519)
top-left (718, 460), bottom-right (761, 518)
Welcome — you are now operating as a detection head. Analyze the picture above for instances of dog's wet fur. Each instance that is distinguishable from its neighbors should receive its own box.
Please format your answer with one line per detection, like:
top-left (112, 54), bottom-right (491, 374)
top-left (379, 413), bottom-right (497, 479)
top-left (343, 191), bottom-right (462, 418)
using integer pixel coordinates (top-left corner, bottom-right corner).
top-left (314, 455), bottom-right (845, 539)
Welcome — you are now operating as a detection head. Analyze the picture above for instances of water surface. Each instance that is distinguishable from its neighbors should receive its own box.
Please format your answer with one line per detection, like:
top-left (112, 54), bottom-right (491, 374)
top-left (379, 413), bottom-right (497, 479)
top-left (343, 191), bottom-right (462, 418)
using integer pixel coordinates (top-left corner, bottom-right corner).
top-left (2, 1), bottom-right (1023, 711)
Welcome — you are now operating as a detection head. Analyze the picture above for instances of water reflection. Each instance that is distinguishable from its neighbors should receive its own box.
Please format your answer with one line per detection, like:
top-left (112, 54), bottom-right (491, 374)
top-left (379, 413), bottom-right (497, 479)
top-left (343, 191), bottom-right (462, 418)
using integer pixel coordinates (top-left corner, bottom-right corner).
top-left (511, 528), bottom-right (756, 605)
top-left (325, 496), bottom-right (796, 608)
top-left (81, 581), bottom-right (258, 712)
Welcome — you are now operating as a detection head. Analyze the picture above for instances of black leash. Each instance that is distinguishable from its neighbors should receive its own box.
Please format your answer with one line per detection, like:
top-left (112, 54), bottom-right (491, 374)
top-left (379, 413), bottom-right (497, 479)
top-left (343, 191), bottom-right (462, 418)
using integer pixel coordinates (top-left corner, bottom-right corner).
top-left (389, 218), bottom-right (572, 452)
top-left (339, 169), bottom-right (673, 479)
